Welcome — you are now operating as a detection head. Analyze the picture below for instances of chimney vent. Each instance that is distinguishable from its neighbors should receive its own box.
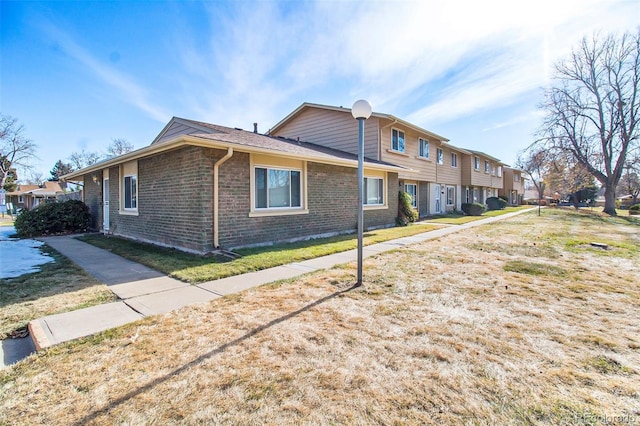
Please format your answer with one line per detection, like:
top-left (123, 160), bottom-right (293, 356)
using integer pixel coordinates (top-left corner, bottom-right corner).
top-left (253, 122), bottom-right (258, 133)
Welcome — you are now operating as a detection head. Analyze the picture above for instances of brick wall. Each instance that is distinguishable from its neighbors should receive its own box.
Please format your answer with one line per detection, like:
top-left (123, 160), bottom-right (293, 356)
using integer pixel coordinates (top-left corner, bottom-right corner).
top-left (217, 154), bottom-right (398, 249)
top-left (82, 173), bottom-right (103, 231)
top-left (81, 146), bottom-right (398, 252)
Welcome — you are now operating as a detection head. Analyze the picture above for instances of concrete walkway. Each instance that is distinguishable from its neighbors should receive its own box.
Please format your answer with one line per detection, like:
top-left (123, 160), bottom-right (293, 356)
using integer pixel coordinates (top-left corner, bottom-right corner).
top-left (2, 208), bottom-right (535, 367)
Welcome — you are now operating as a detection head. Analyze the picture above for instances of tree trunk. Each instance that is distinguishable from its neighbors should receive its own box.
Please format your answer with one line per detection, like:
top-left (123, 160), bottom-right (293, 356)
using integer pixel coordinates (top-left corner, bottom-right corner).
top-left (603, 185), bottom-right (617, 215)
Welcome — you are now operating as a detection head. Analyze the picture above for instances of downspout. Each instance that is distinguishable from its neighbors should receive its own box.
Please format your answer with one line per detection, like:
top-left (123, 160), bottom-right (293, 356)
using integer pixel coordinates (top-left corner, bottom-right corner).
top-left (213, 148), bottom-right (234, 249)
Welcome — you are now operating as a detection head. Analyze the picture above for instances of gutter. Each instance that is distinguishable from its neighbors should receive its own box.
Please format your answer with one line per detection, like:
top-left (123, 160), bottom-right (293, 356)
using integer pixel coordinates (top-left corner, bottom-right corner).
top-left (213, 147), bottom-right (234, 248)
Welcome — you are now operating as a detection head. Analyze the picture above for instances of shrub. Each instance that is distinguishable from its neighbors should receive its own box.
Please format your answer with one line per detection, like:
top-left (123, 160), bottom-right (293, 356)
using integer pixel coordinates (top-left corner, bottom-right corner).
top-left (630, 204), bottom-right (640, 215)
top-left (486, 196), bottom-right (508, 211)
top-left (396, 191), bottom-right (418, 226)
top-left (14, 200), bottom-right (92, 237)
top-left (461, 202), bottom-right (486, 216)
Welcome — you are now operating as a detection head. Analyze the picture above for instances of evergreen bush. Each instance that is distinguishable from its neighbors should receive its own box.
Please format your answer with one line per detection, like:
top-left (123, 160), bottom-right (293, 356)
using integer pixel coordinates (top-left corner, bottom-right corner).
top-left (14, 200), bottom-right (92, 237)
top-left (486, 196), bottom-right (507, 210)
top-left (396, 191), bottom-right (418, 226)
top-left (461, 202), bottom-right (486, 216)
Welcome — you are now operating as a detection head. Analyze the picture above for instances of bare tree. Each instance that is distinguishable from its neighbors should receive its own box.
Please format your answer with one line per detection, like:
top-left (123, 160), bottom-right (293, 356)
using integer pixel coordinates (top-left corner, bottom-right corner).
top-left (25, 171), bottom-right (45, 185)
top-left (536, 31), bottom-right (640, 215)
top-left (106, 138), bottom-right (134, 158)
top-left (68, 150), bottom-right (101, 170)
top-left (617, 156), bottom-right (640, 205)
top-left (517, 146), bottom-right (550, 203)
top-left (0, 114), bottom-right (38, 189)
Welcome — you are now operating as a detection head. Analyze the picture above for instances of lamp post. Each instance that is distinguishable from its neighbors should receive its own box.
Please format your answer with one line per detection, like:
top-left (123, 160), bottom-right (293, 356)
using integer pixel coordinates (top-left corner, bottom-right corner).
top-left (351, 99), bottom-right (372, 286)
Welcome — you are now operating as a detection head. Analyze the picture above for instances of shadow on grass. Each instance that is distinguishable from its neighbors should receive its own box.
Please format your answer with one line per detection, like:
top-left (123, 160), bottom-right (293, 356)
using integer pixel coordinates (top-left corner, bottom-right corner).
top-left (73, 281), bottom-right (361, 425)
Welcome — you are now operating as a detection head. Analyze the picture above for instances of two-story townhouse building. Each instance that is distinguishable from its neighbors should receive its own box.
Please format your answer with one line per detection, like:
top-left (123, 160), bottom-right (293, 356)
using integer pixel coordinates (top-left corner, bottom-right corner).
top-left (269, 103), bottom-right (463, 216)
top-left (460, 150), bottom-right (504, 204)
top-left (499, 166), bottom-right (525, 205)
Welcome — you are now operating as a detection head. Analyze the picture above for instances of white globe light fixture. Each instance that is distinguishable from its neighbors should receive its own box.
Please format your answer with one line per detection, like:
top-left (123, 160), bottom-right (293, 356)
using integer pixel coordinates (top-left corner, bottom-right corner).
top-left (352, 99), bottom-right (372, 286)
top-left (351, 99), bottom-right (372, 120)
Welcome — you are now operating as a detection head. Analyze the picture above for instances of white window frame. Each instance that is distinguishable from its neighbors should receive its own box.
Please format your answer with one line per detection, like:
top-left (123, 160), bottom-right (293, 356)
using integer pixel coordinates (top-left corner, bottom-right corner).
top-left (497, 166), bottom-right (502, 177)
top-left (485, 160), bottom-right (490, 173)
top-left (437, 148), bottom-right (444, 165)
top-left (18, 195), bottom-right (24, 203)
top-left (474, 157), bottom-right (480, 170)
top-left (465, 187), bottom-right (470, 203)
top-left (254, 166), bottom-right (302, 210)
top-left (123, 174), bottom-right (138, 211)
top-left (404, 183), bottom-right (418, 209)
top-left (514, 173), bottom-right (520, 182)
top-left (418, 138), bottom-right (429, 159)
top-left (451, 152), bottom-right (458, 167)
top-left (364, 177), bottom-right (385, 206)
top-left (446, 186), bottom-right (455, 206)
top-left (391, 128), bottom-right (405, 153)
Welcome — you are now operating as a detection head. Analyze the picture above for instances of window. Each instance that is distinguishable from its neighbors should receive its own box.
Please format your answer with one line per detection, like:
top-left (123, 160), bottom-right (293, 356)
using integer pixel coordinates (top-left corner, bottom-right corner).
top-left (474, 157), bottom-right (480, 170)
top-left (123, 175), bottom-right (137, 210)
top-left (254, 167), bottom-right (301, 209)
top-left (405, 183), bottom-right (418, 209)
top-left (437, 148), bottom-right (443, 165)
top-left (451, 153), bottom-right (458, 167)
top-left (418, 138), bottom-right (429, 158)
top-left (364, 177), bottom-right (384, 205)
top-left (484, 160), bottom-right (490, 173)
top-left (514, 173), bottom-right (520, 182)
top-left (391, 129), bottom-right (405, 153)
top-left (446, 186), bottom-right (454, 206)
top-left (497, 166), bottom-right (502, 177)
top-left (18, 195), bottom-right (24, 203)
top-left (491, 166), bottom-right (496, 176)
top-left (465, 188), bottom-right (470, 203)
top-left (473, 188), bottom-right (479, 203)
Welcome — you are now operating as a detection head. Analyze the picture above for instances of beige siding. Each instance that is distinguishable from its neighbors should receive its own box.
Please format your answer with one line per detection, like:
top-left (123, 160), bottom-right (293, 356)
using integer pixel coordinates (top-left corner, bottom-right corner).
top-left (380, 123), bottom-right (437, 182)
top-left (462, 153), bottom-right (503, 189)
top-left (153, 122), bottom-right (202, 145)
top-left (434, 145), bottom-right (462, 186)
top-left (272, 108), bottom-right (379, 160)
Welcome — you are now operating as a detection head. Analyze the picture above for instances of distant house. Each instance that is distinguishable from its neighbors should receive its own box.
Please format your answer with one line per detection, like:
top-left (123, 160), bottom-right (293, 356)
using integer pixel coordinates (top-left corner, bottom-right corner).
top-left (460, 150), bottom-right (505, 205)
top-left (62, 117), bottom-right (405, 253)
top-left (5, 181), bottom-right (64, 211)
top-left (269, 102), bottom-right (467, 216)
top-left (499, 167), bottom-right (525, 205)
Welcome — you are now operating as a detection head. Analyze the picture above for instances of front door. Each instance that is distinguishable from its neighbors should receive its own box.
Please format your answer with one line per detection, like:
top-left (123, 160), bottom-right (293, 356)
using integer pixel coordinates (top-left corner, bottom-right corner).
top-left (435, 184), bottom-right (441, 214)
top-left (103, 178), bottom-right (110, 232)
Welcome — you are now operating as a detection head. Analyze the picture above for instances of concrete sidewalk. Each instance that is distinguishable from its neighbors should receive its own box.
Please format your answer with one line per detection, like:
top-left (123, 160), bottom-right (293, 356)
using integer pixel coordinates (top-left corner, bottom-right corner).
top-left (6, 208), bottom-right (534, 364)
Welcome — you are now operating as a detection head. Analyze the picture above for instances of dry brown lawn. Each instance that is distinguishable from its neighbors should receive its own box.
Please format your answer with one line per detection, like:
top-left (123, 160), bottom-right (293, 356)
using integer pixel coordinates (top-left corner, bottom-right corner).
top-left (1, 209), bottom-right (639, 425)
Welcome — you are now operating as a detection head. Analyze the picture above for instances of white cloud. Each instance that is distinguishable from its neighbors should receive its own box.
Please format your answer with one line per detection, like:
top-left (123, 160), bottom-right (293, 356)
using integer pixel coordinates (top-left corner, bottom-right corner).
top-left (39, 19), bottom-right (171, 123)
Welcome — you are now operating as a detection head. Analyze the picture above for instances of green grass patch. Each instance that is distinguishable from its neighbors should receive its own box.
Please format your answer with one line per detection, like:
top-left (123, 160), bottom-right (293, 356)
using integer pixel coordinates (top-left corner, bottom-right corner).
top-left (424, 206), bottom-right (531, 224)
top-left (586, 355), bottom-right (634, 375)
top-left (78, 224), bottom-right (440, 284)
top-left (503, 260), bottom-right (568, 276)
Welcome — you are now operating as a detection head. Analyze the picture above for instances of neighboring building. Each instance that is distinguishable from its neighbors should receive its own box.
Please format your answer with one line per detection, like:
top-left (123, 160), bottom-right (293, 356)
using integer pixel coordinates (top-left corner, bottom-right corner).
top-left (5, 182), bottom-right (64, 211)
top-left (460, 150), bottom-right (505, 205)
top-left (499, 166), bottom-right (525, 205)
top-left (62, 117), bottom-right (405, 253)
top-left (269, 102), bottom-right (466, 216)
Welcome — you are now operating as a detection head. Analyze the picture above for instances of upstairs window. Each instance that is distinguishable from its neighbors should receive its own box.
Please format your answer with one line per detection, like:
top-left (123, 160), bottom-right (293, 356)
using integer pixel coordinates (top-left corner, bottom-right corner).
top-left (497, 166), bottom-right (502, 177)
top-left (514, 173), bottom-right (520, 182)
top-left (437, 148), bottom-right (444, 165)
top-left (255, 167), bottom-right (302, 209)
top-left (474, 157), bottom-right (480, 170)
top-left (391, 129), bottom-right (405, 153)
top-left (418, 138), bottom-right (429, 158)
top-left (484, 160), bottom-right (490, 173)
top-left (451, 153), bottom-right (458, 167)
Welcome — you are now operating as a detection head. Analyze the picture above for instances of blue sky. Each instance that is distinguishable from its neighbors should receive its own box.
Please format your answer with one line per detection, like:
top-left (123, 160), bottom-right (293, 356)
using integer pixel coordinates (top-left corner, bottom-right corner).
top-left (2, 0), bottom-right (639, 181)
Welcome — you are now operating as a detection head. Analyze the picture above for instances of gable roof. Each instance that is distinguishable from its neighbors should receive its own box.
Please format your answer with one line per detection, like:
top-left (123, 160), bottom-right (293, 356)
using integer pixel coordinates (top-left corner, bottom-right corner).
top-left (269, 102), bottom-right (451, 143)
top-left (62, 117), bottom-right (410, 181)
top-left (465, 149), bottom-right (504, 164)
top-left (5, 183), bottom-right (62, 197)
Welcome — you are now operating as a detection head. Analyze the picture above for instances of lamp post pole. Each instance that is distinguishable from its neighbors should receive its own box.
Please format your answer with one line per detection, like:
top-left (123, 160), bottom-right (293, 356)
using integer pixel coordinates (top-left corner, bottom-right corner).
top-left (351, 100), bottom-right (372, 286)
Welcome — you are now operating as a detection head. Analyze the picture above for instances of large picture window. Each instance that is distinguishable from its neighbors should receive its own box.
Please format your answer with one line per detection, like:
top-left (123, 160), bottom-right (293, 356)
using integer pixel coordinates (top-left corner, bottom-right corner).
top-left (446, 186), bottom-right (455, 206)
top-left (364, 177), bottom-right (384, 205)
top-left (391, 129), bottom-right (405, 153)
top-left (405, 183), bottom-right (418, 209)
top-left (123, 175), bottom-right (137, 210)
top-left (255, 167), bottom-right (301, 209)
